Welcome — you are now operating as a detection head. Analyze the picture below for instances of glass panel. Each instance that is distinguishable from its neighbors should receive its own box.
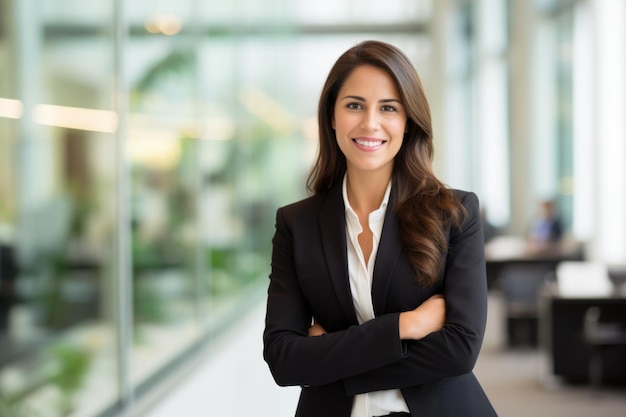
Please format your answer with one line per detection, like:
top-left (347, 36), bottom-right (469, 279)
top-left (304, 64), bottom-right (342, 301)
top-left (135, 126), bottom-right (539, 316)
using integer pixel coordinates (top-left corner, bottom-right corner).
top-left (591, 0), bottom-right (626, 262)
top-left (571, 4), bottom-right (593, 240)
top-left (475, 0), bottom-right (510, 227)
top-left (0, 1), bottom-right (119, 416)
top-left (195, 37), bottom-right (303, 330)
top-left (126, 1), bottom-right (201, 389)
top-left (555, 12), bottom-right (574, 230)
top-left (443, 4), bottom-right (473, 190)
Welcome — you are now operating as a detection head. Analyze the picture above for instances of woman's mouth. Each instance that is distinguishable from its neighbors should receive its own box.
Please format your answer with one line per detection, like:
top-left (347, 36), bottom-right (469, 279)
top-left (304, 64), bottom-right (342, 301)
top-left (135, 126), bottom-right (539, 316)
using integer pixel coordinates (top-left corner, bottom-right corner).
top-left (353, 137), bottom-right (386, 151)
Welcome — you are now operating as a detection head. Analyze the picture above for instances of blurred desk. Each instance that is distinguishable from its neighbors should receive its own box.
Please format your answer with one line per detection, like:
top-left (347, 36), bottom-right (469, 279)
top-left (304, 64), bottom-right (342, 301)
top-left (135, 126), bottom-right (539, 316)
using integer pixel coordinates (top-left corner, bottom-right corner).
top-left (485, 236), bottom-right (584, 289)
top-left (485, 236), bottom-right (585, 347)
top-left (540, 286), bottom-right (626, 384)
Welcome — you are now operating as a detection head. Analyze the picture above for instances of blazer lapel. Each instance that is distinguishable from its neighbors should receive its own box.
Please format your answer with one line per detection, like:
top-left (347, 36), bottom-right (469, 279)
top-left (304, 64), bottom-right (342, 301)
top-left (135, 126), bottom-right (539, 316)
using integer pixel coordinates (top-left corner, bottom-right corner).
top-left (371, 203), bottom-right (403, 316)
top-left (319, 184), bottom-right (359, 325)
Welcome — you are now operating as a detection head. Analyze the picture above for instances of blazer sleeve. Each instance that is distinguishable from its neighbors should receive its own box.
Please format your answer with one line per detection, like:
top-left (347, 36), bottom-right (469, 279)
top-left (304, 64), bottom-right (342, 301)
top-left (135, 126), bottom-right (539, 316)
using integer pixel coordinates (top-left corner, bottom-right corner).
top-left (263, 204), bottom-right (407, 387)
top-left (342, 191), bottom-right (489, 395)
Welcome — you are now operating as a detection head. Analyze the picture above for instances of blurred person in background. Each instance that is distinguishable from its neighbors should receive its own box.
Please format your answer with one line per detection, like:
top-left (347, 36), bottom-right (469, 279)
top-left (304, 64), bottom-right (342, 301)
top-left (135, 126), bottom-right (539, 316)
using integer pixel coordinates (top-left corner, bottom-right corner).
top-left (263, 40), bottom-right (497, 417)
top-left (528, 199), bottom-right (563, 245)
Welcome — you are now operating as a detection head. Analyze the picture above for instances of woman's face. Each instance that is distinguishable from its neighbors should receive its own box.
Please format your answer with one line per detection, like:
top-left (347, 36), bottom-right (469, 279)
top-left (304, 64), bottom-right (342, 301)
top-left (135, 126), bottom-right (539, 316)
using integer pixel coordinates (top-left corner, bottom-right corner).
top-left (332, 65), bottom-right (407, 178)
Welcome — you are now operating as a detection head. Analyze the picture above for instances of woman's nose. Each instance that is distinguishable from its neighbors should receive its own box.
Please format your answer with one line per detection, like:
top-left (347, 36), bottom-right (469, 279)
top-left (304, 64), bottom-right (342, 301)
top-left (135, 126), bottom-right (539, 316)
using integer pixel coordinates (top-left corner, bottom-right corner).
top-left (360, 110), bottom-right (380, 130)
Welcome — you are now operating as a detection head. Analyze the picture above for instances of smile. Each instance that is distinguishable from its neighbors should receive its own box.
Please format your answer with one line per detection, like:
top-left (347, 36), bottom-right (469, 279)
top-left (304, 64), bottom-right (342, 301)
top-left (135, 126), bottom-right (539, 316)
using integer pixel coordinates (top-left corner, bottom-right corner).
top-left (353, 138), bottom-right (386, 148)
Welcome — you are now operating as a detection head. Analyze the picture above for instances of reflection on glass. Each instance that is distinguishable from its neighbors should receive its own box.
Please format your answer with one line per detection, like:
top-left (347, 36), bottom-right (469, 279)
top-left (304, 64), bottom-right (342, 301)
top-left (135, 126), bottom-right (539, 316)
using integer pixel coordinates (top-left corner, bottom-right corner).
top-left (128, 34), bottom-right (200, 386)
top-left (1, 1), bottom-right (119, 416)
top-left (555, 12), bottom-right (575, 231)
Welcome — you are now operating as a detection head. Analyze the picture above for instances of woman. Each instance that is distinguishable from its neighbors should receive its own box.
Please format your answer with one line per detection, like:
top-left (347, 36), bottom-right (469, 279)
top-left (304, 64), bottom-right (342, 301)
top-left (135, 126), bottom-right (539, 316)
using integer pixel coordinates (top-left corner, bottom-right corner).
top-left (263, 40), bottom-right (497, 417)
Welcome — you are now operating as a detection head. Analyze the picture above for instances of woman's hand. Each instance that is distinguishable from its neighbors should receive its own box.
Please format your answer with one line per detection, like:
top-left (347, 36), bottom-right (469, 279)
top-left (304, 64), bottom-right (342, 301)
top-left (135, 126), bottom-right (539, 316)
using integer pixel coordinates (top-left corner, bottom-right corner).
top-left (308, 319), bottom-right (326, 337)
top-left (399, 294), bottom-right (446, 340)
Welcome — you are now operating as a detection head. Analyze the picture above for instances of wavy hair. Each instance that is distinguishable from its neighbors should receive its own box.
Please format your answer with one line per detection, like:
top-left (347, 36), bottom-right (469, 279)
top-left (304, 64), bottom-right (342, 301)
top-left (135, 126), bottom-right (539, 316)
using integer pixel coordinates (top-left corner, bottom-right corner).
top-left (307, 40), bottom-right (466, 286)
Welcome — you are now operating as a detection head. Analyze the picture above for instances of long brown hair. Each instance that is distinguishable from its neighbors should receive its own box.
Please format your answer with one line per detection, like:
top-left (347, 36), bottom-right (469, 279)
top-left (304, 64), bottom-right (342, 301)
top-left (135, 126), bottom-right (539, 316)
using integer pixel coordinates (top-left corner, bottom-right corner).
top-left (307, 40), bottom-right (466, 286)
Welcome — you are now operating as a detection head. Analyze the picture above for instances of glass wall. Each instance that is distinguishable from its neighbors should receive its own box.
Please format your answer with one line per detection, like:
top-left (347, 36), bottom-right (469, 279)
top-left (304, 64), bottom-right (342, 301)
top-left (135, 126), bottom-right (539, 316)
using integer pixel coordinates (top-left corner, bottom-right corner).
top-left (473, 0), bottom-right (510, 228)
top-left (0, 1), bottom-right (434, 416)
top-left (1, 1), bottom-right (121, 416)
top-left (532, 0), bottom-right (626, 260)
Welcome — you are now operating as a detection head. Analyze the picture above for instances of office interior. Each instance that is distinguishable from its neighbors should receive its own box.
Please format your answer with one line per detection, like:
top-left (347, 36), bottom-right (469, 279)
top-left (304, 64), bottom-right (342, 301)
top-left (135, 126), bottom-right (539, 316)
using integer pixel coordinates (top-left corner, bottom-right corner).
top-left (0, 0), bottom-right (625, 416)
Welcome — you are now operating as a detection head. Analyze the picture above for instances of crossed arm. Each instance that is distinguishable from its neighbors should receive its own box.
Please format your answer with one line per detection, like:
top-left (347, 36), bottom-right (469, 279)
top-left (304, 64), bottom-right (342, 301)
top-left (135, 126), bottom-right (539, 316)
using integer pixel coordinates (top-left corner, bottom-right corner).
top-left (309, 294), bottom-right (446, 340)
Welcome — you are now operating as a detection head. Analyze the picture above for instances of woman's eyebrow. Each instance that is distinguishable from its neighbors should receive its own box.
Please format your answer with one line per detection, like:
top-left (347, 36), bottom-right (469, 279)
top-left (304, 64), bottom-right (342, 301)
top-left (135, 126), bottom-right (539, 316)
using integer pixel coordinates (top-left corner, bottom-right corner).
top-left (380, 98), bottom-right (402, 104)
top-left (340, 95), bottom-right (401, 104)
top-left (340, 95), bottom-right (365, 101)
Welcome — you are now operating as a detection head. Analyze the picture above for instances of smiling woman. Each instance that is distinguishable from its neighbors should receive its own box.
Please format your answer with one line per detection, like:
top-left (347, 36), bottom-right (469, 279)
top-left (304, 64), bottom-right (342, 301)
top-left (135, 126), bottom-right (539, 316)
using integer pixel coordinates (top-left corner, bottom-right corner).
top-left (263, 40), bottom-right (498, 417)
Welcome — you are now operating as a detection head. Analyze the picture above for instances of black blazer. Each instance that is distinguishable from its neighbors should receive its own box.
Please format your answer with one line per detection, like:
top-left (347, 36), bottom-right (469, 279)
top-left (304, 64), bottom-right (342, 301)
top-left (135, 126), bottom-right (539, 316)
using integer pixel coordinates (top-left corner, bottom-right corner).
top-left (263, 183), bottom-right (498, 417)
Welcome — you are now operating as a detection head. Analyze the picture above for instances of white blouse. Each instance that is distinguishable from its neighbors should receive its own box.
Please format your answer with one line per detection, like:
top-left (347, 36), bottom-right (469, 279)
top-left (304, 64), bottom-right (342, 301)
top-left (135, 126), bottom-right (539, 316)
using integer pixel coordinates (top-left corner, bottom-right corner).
top-left (342, 175), bottom-right (410, 417)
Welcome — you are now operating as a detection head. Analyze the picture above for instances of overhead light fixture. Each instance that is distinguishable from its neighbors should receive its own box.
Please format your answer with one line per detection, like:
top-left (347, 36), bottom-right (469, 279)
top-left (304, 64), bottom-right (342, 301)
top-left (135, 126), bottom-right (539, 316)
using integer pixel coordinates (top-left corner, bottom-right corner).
top-left (145, 14), bottom-right (183, 36)
top-left (0, 98), bottom-right (24, 119)
top-left (33, 104), bottom-right (118, 133)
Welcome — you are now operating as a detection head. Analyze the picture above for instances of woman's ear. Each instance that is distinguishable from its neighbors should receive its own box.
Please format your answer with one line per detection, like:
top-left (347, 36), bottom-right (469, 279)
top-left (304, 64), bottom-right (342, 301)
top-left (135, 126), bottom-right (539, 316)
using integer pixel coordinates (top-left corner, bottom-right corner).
top-left (331, 117), bottom-right (336, 130)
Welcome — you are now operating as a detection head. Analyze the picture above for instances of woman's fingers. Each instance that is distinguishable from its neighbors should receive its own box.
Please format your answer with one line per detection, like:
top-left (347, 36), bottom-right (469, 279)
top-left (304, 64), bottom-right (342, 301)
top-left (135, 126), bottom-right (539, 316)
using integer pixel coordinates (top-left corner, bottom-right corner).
top-left (308, 320), bottom-right (327, 337)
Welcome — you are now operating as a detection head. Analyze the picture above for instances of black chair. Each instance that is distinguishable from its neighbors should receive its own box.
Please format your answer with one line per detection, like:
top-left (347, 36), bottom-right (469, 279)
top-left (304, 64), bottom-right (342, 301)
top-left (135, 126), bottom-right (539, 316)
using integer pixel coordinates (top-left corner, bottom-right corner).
top-left (499, 264), bottom-right (553, 347)
top-left (0, 243), bottom-right (19, 332)
top-left (583, 306), bottom-right (626, 389)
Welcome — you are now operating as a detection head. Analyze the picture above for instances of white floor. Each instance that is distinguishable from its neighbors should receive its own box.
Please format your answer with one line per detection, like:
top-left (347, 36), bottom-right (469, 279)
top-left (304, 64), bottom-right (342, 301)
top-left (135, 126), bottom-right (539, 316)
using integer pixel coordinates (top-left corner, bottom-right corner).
top-left (142, 302), bottom-right (300, 417)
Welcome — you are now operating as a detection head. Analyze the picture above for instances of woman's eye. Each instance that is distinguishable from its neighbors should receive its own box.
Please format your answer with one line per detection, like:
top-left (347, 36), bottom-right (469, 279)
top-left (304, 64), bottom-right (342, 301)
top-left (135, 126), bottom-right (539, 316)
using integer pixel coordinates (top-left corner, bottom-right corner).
top-left (381, 105), bottom-right (397, 112)
top-left (346, 102), bottom-right (362, 110)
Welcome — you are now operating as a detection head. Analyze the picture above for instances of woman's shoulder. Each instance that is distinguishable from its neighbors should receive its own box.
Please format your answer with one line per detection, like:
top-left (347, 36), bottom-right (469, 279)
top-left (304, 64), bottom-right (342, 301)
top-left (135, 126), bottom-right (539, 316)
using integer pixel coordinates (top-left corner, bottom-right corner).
top-left (449, 188), bottom-right (479, 207)
top-left (277, 192), bottom-right (328, 218)
top-left (274, 192), bottom-right (332, 234)
top-left (279, 182), bottom-right (341, 216)
top-left (446, 189), bottom-right (481, 224)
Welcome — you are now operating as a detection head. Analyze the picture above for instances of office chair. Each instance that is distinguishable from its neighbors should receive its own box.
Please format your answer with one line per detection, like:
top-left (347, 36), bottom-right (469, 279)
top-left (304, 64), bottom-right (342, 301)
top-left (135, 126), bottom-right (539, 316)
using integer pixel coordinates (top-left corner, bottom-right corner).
top-left (499, 264), bottom-right (553, 347)
top-left (583, 306), bottom-right (626, 390)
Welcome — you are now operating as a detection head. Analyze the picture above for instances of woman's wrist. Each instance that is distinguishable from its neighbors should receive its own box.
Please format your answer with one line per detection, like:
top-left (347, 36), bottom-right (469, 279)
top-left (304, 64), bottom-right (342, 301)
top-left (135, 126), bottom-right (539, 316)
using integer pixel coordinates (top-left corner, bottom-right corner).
top-left (399, 311), bottom-right (418, 340)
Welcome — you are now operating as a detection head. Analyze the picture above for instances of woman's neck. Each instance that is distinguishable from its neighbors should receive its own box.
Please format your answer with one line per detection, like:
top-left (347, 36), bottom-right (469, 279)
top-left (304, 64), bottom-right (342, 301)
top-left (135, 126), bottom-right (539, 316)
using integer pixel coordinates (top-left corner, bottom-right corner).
top-left (345, 170), bottom-right (391, 215)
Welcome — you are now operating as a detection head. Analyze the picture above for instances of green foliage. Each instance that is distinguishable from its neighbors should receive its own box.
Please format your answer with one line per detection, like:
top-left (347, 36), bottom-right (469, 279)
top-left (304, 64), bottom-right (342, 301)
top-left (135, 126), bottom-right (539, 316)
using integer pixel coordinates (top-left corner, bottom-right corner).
top-left (47, 345), bottom-right (91, 413)
top-left (134, 49), bottom-right (195, 94)
top-left (133, 278), bottom-right (169, 324)
top-left (0, 395), bottom-right (35, 417)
